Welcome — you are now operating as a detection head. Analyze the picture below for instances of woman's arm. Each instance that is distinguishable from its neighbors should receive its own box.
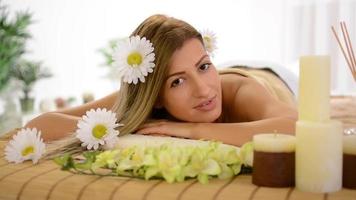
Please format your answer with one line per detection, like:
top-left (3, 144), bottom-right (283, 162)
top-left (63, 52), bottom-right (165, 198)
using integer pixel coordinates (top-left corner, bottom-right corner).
top-left (25, 112), bottom-right (80, 141)
top-left (137, 79), bottom-right (298, 146)
top-left (196, 76), bottom-right (298, 146)
top-left (55, 91), bottom-right (119, 117)
top-left (202, 80), bottom-right (298, 146)
top-left (24, 91), bottom-right (119, 141)
top-left (136, 116), bottom-right (296, 147)
top-left (192, 117), bottom-right (296, 146)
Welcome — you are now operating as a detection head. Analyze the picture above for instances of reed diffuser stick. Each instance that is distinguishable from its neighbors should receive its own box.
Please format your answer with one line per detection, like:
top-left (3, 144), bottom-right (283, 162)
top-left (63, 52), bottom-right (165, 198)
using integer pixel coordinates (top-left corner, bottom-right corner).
top-left (331, 22), bottom-right (356, 81)
top-left (342, 22), bottom-right (356, 74)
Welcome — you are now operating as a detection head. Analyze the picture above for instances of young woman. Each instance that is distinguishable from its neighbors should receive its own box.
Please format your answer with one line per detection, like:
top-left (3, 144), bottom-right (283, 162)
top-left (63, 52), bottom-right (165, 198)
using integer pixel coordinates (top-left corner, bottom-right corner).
top-left (23, 14), bottom-right (297, 147)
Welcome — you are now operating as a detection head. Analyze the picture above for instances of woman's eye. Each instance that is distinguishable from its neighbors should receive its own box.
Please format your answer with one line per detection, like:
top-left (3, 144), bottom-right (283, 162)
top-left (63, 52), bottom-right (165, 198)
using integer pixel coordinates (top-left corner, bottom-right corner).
top-left (170, 78), bottom-right (184, 88)
top-left (199, 63), bottom-right (211, 71)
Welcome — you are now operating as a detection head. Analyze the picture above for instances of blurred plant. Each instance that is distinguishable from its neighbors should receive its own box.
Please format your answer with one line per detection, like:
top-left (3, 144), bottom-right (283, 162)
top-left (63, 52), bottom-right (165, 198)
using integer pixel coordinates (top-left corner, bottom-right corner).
top-left (10, 60), bottom-right (52, 100)
top-left (98, 38), bottom-right (118, 66)
top-left (0, 1), bottom-right (32, 92)
top-left (98, 38), bottom-right (122, 81)
top-left (82, 91), bottom-right (94, 104)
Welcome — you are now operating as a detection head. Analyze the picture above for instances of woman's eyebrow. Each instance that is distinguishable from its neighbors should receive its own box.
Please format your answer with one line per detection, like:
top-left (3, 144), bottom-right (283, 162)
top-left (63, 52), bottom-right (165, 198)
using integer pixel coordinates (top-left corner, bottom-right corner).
top-left (166, 54), bottom-right (209, 81)
top-left (194, 54), bottom-right (209, 67)
top-left (166, 71), bottom-right (185, 81)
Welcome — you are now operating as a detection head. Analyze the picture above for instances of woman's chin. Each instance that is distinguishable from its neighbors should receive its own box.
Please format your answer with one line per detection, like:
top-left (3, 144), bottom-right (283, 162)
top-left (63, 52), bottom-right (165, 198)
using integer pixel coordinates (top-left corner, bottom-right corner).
top-left (189, 109), bottom-right (222, 123)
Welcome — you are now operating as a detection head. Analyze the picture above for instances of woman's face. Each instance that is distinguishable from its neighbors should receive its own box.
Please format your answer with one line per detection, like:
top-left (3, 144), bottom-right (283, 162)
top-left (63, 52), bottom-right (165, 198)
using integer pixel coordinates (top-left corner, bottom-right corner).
top-left (158, 38), bottom-right (222, 122)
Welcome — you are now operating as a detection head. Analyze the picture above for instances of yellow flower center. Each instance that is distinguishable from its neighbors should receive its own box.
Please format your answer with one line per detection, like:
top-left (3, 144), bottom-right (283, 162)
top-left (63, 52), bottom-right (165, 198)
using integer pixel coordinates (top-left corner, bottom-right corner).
top-left (203, 36), bottom-right (211, 43)
top-left (21, 146), bottom-right (34, 156)
top-left (92, 124), bottom-right (107, 139)
top-left (127, 52), bottom-right (142, 66)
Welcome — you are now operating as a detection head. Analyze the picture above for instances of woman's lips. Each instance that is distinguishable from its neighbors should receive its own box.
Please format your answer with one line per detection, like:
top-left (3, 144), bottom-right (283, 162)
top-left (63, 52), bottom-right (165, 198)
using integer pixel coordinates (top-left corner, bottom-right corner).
top-left (194, 96), bottom-right (217, 111)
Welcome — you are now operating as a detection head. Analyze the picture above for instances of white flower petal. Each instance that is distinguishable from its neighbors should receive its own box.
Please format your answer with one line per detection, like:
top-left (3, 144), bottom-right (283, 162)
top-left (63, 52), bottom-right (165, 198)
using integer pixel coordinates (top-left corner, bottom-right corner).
top-left (5, 128), bottom-right (46, 164)
top-left (200, 29), bottom-right (217, 56)
top-left (76, 108), bottom-right (121, 150)
top-left (112, 35), bottom-right (155, 84)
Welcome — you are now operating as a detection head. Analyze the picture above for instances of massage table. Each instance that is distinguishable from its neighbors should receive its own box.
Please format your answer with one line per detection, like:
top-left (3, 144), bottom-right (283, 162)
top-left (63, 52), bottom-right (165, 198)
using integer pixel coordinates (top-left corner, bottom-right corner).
top-left (0, 96), bottom-right (355, 200)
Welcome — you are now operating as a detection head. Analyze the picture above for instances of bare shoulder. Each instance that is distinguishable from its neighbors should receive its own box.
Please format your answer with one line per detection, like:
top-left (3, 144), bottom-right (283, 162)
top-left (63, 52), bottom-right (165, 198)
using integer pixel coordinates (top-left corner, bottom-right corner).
top-left (220, 73), bottom-right (245, 93)
top-left (55, 91), bottom-right (119, 117)
top-left (219, 73), bottom-right (252, 121)
top-left (220, 73), bottom-right (296, 122)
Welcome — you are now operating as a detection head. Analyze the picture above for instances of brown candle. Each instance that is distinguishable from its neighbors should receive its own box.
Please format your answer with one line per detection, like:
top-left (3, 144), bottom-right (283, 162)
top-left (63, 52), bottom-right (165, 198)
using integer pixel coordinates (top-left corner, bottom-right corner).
top-left (252, 134), bottom-right (296, 187)
top-left (343, 134), bottom-right (356, 189)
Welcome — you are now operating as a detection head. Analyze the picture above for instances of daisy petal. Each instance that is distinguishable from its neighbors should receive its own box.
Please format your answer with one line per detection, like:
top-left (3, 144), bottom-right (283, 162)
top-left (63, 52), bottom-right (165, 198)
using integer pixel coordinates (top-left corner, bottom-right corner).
top-left (200, 29), bottom-right (217, 57)
top-left (5, 128), bottom-right (46, 164)
top-left (112, 36), bottom-right (155, 84)
top-left (76, 108), bottom-right (122, 150)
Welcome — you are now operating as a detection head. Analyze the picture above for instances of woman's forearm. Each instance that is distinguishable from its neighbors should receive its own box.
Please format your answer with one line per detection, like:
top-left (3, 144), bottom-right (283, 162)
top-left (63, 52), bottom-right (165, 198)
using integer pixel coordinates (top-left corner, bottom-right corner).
top-left (25, 112), bottom-right (80, 142)
top-left (194, 117), bottom-right (296, 146)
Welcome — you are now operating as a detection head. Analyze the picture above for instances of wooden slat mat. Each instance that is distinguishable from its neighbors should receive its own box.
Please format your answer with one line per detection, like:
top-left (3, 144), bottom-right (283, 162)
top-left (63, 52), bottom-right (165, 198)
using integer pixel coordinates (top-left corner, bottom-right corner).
top-left (0, 96), bottom-right (355, 200)
top-left (1, 139), bottom-right (356, 200)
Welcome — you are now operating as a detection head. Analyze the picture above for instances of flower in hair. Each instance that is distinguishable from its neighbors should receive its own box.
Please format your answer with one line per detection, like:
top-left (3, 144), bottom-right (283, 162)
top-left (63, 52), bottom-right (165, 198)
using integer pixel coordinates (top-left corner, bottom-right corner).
top-left (200, 29), bottom-right (217, 56)
top-left (5, 128), bottom-right (46, 164)
top-left (112, 36), bottom-right (155, 84)
top-left (76, 108), bottom-right (123, 150)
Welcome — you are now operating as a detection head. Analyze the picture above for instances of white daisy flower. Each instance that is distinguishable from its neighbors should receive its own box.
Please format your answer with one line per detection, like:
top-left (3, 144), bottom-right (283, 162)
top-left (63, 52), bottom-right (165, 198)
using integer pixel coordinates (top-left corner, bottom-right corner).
top-left (112, 35), bottom-right (155, 84)
top-left (5, 128), bottom-right (46, 164)
top-left (76, 108), bottom-right (122, 150)
top-left (200, 29), bottom-right (217, 56)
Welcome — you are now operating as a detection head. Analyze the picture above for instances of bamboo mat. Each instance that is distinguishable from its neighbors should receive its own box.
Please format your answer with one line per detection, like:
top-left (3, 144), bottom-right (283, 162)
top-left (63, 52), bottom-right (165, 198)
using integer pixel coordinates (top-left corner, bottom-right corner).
top-left (0, 96), bottom-right (355, 200)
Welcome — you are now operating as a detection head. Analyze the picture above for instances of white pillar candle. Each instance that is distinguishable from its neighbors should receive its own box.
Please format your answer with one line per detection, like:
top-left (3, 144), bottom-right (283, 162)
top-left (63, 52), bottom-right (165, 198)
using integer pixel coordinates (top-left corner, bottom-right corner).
top-left (298, 56), bottom-right (330, 122)
top-left (343, 134), bottom-right (356, 189)
top-left (252, 134), bottom-right (296, 187)
top-left (296, 120), bottom-right (343, 193)
top-left (253, 134), bottom-right (296, 152)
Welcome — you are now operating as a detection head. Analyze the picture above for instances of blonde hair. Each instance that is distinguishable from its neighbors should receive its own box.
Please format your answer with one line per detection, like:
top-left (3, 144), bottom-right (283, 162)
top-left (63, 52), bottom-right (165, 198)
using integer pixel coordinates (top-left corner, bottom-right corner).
top-left (45, 14), bottom-right (203, 157)
top-left (113, 14), bottom-right (203, 135)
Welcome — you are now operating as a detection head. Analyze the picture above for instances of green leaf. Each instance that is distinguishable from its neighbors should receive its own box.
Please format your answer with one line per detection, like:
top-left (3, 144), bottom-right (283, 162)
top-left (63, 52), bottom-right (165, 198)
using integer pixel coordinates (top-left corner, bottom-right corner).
top-left (53, 154), bottom-right (67, 166)
top-left (83, 151), bottom-right (100, 161)
top-left (53, 154), bottom-right (75, 171)
top-left (74, 160), bottom-right (93, 170)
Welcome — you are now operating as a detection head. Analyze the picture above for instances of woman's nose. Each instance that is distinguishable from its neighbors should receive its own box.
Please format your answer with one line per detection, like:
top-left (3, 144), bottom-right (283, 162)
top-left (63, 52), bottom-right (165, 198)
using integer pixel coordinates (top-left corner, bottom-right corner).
top-left (191, 75), bottom-right (210, 98)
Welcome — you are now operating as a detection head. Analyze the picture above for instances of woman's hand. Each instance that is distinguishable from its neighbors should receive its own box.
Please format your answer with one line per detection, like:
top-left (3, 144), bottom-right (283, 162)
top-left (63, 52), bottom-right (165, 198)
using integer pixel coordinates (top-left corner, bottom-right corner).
top-left (136, 120), bottom-right (198, 139)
